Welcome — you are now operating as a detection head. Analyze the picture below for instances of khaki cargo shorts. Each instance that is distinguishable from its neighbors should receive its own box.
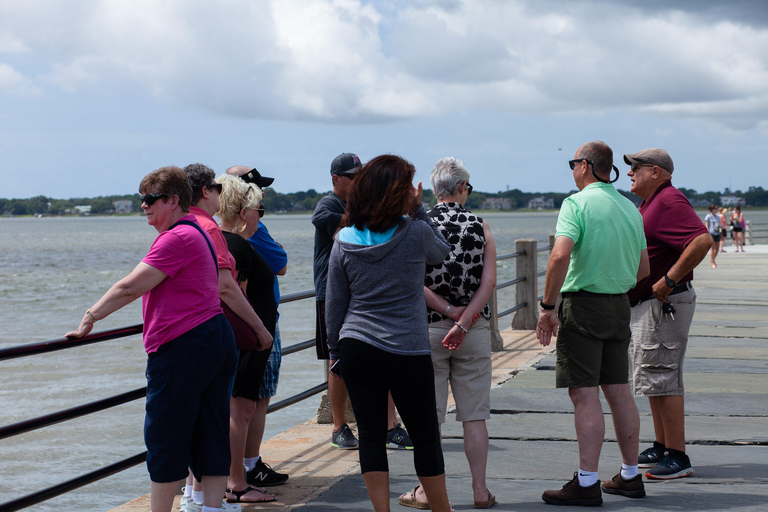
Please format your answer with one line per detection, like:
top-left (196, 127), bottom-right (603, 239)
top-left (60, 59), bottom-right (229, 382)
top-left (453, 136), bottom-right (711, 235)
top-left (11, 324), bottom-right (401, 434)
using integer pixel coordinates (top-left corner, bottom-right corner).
top-left (629, 288), bottom-right (696, 396)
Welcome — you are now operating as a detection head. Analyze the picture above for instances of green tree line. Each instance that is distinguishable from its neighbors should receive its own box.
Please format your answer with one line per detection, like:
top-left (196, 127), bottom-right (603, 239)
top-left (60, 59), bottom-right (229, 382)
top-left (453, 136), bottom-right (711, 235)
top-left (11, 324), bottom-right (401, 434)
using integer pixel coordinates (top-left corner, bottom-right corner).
top-left (3, 186), bottom-right (767, 216)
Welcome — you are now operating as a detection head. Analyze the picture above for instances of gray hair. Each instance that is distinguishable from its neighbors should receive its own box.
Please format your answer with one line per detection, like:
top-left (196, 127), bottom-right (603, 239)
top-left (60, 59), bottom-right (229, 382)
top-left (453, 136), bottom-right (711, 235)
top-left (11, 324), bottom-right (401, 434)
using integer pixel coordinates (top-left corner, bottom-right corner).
top-left (430, 157), bottom-right (470, 200)
top-left (183, 163), bottom-right (216, 206)
top-left (576, 141), bottom-right (613, 178)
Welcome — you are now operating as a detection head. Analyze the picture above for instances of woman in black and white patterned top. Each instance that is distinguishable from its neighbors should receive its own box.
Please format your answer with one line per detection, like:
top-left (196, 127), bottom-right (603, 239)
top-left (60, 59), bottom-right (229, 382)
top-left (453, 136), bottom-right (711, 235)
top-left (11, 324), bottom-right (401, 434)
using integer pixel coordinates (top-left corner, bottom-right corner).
top-left (398, 157), bottom-right (497, 510)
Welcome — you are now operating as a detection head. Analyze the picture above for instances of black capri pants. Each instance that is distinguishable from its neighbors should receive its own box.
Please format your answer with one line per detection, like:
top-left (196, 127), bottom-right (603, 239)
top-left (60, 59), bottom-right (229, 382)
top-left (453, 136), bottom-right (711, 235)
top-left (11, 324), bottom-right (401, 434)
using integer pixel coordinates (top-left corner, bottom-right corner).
top-left (339, 338), bottom-right (445, 476)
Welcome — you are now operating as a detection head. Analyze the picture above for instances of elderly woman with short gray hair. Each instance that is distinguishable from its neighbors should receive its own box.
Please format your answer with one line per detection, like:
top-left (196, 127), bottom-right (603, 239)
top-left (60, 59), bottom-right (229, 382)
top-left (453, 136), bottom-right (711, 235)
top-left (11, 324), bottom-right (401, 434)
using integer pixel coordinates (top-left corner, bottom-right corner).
top-left (399, 157), bottom-right (497, 510)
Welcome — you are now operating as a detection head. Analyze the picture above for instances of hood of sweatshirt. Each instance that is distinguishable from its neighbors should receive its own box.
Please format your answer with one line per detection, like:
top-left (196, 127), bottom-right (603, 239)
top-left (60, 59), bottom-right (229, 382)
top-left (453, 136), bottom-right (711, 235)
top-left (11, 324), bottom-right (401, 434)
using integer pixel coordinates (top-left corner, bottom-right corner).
top-left (334, 220), bottom-right (409, 263)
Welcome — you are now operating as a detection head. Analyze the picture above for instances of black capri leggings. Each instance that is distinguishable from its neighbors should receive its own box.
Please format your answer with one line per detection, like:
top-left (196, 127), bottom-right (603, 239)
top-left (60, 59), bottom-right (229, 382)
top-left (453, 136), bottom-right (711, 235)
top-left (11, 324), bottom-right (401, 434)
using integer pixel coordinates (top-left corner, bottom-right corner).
top-left (339, 338), bottom-right (445, 476)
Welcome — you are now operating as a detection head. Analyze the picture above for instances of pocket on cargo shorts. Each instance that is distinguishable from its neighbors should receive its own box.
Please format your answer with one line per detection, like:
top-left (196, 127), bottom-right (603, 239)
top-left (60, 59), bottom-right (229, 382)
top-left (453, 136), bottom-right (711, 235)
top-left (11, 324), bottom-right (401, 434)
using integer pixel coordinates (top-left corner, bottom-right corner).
top-left (638, 337), bottom-right (682, 394)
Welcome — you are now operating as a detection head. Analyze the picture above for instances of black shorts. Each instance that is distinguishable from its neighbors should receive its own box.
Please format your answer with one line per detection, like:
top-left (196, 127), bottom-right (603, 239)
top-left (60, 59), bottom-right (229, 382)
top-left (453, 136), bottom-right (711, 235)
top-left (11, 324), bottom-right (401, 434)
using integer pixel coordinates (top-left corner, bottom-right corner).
top-left (711, 233), bottom-right (721, 242)
top-left (232, 347), bottom-right (271, 400)
top-left (733, 226), bottom-right (743, 233)
top-left (315, 300), bottom-right (331, 360)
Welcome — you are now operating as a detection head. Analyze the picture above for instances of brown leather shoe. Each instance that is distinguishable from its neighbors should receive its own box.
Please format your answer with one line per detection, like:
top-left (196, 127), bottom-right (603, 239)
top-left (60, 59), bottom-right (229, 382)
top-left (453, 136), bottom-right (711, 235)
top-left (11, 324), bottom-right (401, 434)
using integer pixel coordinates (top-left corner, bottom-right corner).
top-left (542, 472), bottom-right (602, 506)
top-left (601, 473), bottom-right (646, 498)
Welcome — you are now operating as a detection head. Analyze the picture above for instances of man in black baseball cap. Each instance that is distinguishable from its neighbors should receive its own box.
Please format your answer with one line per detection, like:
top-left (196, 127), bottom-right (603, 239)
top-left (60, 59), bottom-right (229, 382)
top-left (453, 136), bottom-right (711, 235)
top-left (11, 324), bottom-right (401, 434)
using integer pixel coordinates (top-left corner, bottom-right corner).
top-left (329, 152), bottom-right (362, 177)
top-left (233, 166), bottom-right (275, 188)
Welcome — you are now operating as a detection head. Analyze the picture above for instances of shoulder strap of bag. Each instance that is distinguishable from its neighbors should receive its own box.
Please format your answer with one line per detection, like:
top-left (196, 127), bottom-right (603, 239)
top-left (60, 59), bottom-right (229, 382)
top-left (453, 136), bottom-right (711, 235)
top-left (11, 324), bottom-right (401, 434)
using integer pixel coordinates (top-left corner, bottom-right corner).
top-left (170, 219), bottom-right (218, 276)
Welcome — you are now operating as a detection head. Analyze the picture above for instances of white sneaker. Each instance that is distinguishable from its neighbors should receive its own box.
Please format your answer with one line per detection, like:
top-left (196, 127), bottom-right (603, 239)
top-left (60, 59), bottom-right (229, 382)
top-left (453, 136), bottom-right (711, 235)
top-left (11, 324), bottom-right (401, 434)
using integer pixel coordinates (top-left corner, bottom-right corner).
top-left (182, 500), bottom-right (242, 512)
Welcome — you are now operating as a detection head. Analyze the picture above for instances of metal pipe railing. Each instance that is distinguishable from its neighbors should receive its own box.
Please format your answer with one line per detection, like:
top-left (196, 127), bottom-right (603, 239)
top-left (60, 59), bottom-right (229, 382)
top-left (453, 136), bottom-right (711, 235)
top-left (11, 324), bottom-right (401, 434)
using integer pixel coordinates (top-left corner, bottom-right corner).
top-left (0, 237), bottom-right (552, 512)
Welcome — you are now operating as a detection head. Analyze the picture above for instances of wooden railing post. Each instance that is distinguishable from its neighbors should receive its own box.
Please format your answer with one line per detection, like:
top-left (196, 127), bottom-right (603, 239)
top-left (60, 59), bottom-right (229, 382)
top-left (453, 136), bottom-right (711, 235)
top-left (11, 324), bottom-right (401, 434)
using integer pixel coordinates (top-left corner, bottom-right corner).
top-left (511, 239), bottom-right (538, 330)
top-left (488, 289), bottom-right (503, 352)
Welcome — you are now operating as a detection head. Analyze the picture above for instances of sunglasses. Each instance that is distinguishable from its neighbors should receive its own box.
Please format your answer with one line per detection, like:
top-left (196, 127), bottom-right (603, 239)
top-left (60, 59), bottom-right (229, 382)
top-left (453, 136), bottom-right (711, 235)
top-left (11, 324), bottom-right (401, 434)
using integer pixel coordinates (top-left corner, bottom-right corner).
top-left (630, 163), bottom-right (655, 172)
top-left (256, 206), bottom-right (265, 218)
top-left (568, 159), bottom-right (594, 170)
top-left (140, 193), bottom-right (167, 206)
top-left (466, 182), bottom-right (473, 195)
top-left (339, 172), bottom-right (356, 179)
top-left (206, 183), bottom-right (223, 193)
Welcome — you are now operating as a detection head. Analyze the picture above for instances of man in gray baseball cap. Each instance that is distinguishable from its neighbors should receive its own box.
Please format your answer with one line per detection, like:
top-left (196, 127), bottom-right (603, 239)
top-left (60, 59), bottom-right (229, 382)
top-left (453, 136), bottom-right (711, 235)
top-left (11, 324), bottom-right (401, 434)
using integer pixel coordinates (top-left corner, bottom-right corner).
top-left (625, 147), bottom-right (711, 480)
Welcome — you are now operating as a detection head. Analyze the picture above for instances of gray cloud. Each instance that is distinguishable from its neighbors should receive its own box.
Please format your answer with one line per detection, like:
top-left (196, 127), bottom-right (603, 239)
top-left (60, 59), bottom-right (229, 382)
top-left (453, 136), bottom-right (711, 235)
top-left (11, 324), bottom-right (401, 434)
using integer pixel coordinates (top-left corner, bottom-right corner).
top-left (0, 0), bottom-right (766, 129)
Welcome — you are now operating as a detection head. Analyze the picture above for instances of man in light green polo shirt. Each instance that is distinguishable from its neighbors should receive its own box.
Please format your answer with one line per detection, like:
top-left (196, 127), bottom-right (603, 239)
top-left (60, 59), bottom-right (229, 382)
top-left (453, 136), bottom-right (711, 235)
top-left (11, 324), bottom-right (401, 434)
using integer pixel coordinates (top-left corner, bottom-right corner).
top-left (537, 140), bottom-right (650, 506)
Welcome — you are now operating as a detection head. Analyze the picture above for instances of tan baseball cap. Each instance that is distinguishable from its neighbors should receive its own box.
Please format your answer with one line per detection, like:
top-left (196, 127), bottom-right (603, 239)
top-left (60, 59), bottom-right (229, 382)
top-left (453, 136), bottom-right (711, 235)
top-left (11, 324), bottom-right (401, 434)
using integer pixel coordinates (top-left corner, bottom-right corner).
top-left (623, 148), bottom-right (674, 174)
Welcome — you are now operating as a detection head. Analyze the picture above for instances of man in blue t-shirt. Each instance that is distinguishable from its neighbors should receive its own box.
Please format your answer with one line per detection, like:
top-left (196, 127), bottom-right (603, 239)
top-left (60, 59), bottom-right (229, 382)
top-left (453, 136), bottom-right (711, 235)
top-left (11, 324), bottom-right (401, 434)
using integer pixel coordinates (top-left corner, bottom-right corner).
top-left (227, 165), bottom-right (289, 487)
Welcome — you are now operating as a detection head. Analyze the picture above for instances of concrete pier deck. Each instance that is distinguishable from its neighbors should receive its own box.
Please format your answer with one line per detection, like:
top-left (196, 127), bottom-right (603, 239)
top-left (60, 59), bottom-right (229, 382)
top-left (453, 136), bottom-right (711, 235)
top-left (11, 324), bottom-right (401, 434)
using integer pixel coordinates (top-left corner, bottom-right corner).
top-left (112, 245), bottom-right (768, 511)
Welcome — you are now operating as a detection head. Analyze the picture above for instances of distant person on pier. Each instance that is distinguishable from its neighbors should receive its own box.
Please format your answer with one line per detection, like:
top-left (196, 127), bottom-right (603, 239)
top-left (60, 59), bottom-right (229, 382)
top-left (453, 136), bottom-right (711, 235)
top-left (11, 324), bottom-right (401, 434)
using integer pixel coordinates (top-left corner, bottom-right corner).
top-left (325, 154), bottom-right (452, 512)
top-left (625, 148), bottom-right (711, 480)
top-left (718, 207), bottom-right (729, 252)
top-left (398, 157), bottom-right (497, 510)
top-left (731, 205), bottom-right (745, 251)
top-left (185, 163), bottom-right (275, 506)
top-left (705, 204), bottom-right (721, 268)
top-left (65, 166), bottom-right (239, 512)
top-left (226, 165), bottom-right (290, 488)
top-left (537, 141), bottom-right (649, 506)
top-left (215, 173), bottom-right (280, 503)
top-left (312, 152), bottom-right (413, 451)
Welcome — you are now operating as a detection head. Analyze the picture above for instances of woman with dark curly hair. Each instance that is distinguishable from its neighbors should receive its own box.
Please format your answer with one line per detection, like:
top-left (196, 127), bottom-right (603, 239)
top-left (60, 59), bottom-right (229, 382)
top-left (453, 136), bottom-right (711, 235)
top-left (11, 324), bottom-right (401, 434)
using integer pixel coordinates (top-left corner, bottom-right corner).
top-left (325, 154), bottom-right (453, 511)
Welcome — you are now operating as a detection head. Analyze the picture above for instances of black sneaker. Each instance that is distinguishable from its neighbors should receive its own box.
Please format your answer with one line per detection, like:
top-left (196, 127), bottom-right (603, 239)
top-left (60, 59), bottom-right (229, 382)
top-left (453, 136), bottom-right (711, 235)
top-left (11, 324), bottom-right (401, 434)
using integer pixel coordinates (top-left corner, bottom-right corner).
top-left (638, 441), bottom-right (666, 468)
top-left (246, 459), bottom-right (289, 486)
top-left (331, 423), bottom-right (359, 450)
top-left (386, 423), bottom-right (413, 450)
top-left (646, 449), bottom-right (693, 480)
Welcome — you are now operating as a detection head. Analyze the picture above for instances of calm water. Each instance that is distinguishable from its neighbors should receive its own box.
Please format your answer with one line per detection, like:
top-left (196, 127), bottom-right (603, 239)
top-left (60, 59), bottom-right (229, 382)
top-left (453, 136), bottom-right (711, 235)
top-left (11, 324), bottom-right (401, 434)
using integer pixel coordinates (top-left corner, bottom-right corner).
top-left (0, 211), bottom-right (557, 511)
top-left (4, 209), bottom-right (764, 510)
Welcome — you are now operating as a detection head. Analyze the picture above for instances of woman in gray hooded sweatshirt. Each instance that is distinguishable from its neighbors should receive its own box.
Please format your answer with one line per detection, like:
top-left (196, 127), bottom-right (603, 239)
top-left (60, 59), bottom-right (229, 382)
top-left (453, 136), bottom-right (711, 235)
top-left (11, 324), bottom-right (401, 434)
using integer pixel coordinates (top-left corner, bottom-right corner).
top-left (325, 154), bottom-right (453, 512)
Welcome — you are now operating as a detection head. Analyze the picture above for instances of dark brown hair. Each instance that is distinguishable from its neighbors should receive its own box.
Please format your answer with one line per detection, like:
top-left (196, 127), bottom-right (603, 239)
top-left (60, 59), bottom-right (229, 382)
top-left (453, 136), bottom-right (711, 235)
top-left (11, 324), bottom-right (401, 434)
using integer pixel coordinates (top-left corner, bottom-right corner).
top-left (139, 166), bottom-right (192, 211)
top-left (347, 154), bottom-right (415, 233)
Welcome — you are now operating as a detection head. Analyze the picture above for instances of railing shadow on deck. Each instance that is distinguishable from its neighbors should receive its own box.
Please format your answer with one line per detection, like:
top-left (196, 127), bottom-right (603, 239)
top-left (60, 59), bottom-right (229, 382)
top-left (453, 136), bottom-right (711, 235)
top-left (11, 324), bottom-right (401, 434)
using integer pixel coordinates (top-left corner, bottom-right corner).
top-left (0, 237), bottom-right (553, 512)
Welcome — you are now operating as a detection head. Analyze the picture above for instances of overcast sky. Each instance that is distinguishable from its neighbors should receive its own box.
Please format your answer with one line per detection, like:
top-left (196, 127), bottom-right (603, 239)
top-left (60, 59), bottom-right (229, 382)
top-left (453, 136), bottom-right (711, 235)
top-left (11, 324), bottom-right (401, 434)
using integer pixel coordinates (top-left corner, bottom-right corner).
top-left (2, 0), bottom-right (767, 199)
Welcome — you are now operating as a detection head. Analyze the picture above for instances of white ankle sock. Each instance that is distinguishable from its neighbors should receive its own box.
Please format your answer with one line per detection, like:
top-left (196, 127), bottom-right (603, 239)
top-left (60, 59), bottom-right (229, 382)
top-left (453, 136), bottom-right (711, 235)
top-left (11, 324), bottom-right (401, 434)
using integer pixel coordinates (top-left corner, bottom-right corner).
top-left (244, 456), bottom-right (260, 472)
top-left (182, 485), bottom-right (193, 498)
top-left (191, 490), bottom-right (205, 504)
top-left (577, 469), bottom-right (599, 487)
top-left (621, 463), bottom-right (638, 479)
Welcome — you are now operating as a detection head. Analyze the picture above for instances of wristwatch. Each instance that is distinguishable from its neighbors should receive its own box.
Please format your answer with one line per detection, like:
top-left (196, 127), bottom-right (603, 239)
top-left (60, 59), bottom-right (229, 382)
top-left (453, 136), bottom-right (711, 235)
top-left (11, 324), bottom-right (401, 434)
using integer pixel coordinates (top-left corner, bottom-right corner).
top-left (664, 274), bottom-right (676, 288)
top-left (540, 300), bottom-right (555, 311)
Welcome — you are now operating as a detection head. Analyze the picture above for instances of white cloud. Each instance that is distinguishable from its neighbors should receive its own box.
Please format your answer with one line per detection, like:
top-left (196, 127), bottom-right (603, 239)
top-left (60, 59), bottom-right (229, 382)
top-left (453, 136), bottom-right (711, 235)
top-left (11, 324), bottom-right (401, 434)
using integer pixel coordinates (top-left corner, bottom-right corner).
top-left (0, 0), bottom-right (767, 128)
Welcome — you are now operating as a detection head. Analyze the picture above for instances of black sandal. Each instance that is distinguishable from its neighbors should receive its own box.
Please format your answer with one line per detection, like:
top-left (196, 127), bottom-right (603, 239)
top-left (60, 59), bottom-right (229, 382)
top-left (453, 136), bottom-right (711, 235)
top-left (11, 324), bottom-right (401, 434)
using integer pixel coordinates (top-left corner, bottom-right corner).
top-left (225, 485), bottom-right (276, 503)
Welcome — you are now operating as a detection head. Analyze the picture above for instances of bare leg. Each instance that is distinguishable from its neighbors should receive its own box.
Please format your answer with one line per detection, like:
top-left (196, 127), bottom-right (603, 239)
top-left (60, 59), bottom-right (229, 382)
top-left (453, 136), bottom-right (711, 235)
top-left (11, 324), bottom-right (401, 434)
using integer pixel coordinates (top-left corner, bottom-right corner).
top-left (329, 360), bottom-right (349, 431)
top-left (601, 383), bottom-right (640, 465)
top-left (362, 471), bottom-right (391, 512)
top-left (245, 397), bottom-right (270, 457)
top-left (419, 474), bottom-right (452, 512)
top-left (387, 392), bottom-right (398, 429)
top-left (228, 396), bottom-right (263, 492)
top-left (710, 243), bottom-right (719, 268)
top-left (650, 395), bottom-right (686, 452)
top-left (150, 480), bottom-right (184, 512)
top-left (463, 420), bottom-right (490, 503)
top-left (569, 386), bottom-right (604, 472)
top-left (201, 475), bottom-right (228, 508)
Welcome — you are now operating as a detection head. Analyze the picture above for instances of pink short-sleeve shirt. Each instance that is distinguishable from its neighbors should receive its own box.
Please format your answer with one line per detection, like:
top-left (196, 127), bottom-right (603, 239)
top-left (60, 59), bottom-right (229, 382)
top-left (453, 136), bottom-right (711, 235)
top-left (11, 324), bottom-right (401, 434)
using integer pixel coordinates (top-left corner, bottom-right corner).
top-left (141, 215), bottom-right (222, 353)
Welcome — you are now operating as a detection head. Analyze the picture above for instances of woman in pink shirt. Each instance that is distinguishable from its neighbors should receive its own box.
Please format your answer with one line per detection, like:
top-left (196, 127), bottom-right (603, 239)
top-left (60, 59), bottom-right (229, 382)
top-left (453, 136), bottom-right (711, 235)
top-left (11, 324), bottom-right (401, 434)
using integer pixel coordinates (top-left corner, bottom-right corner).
top-left (66, 166), bottom-right (237, 512)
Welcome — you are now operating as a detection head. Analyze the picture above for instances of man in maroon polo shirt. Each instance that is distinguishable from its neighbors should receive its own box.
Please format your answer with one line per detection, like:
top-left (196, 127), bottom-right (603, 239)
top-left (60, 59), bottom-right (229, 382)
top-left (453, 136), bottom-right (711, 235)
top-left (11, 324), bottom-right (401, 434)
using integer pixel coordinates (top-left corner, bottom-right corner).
top-left (625, 148), bottom-right (711, 480)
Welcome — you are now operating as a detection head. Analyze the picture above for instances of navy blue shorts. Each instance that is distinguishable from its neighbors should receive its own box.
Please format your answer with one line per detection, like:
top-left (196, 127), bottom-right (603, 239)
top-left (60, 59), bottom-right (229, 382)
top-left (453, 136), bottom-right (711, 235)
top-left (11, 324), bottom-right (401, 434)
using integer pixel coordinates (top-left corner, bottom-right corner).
top-left (144, 314), bottom-right (238, 483)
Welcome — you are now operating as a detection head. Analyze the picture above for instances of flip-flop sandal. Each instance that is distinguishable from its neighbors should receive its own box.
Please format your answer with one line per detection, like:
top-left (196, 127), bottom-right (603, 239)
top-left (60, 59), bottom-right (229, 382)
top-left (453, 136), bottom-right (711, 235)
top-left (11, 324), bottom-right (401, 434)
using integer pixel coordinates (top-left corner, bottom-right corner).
top-left (474, 488), bottom-right (496, 509)
top-left (398, 485), bottom-right (431, 509)
top-left (225, 486), bottom-right (276, 503)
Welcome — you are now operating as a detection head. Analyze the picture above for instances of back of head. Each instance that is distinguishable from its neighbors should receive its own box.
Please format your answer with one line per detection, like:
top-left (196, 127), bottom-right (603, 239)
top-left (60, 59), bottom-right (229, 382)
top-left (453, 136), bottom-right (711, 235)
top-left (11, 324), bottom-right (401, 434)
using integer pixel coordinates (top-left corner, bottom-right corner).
top-left (347, 154), bottom-right (415, 233)
top-left (431, 157), bottom-right (470, 200)
top-left (183, 163), bottom-right (216, 206)
top-left (577, 141), bottom-right (613, 179)
top-left (216, 174), bottom-right (263, 226)
top-left (140, 166), bottom-right (193, 211)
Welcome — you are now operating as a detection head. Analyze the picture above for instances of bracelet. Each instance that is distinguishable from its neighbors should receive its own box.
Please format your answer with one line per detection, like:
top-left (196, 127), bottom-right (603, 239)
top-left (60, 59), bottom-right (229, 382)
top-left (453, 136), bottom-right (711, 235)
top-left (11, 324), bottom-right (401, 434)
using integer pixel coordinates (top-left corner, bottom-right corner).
top-left (454, 321), bottom-right (468, 334)
top-left (443, 304), bottom-right (452, 316)
top-left (86, 309), bottom-right (96, 323)
top-left (540, 300), bottom-right (555, 310)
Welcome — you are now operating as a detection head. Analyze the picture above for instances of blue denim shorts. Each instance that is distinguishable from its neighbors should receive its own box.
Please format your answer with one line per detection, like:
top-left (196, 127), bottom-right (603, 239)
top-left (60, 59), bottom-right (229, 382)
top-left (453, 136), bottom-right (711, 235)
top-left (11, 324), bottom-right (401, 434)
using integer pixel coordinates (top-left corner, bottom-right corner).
top-left (259, 323), bottom-right (282, 399)
top-left (144, 314), bottom-right (238, 483)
